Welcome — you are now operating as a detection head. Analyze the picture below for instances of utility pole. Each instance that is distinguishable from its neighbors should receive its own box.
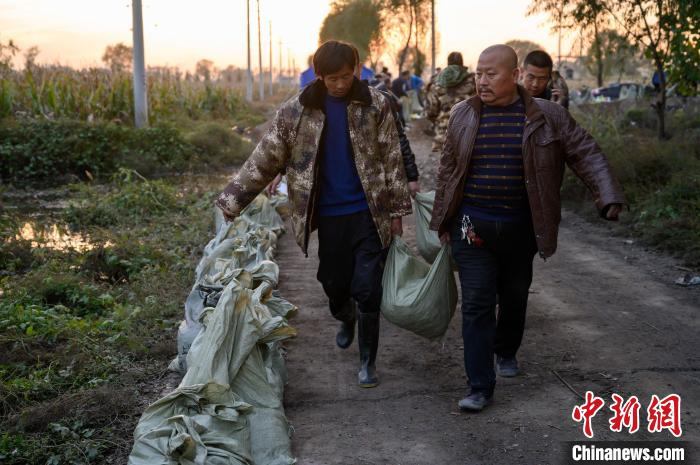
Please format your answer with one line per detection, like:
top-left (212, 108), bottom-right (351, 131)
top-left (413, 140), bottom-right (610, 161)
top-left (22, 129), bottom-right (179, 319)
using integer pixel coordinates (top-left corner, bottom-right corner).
top-left (257, 0), bottom-right (264, 100)
top-left (131, 0), bottom-right (148, 128)
top-left (557, 4), bottom-right (563, 69)
top-left (278, 39), bottom-right (283, 83)
top-left (246, 0), bottom-right (253, 102)
top-left (287, 47), bottom-right (291, 77)
top-left (431, 0), bottom-right (436, 76)
top-left (269, 21), bottom-right (273, 95)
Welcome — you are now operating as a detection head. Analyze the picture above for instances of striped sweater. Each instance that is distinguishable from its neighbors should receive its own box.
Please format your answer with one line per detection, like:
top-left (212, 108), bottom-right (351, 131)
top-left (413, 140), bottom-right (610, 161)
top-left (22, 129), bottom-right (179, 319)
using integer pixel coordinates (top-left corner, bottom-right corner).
top-left (461, 99), bottom-right (529, 222)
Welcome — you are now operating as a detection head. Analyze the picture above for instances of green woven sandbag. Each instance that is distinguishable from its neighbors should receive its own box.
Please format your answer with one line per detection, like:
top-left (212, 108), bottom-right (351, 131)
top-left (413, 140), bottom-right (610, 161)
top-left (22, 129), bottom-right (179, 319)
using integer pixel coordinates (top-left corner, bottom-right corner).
top-left (412, 191), bottom-right (441, 263)
top-left (380, 236), bottom-right (457, 340)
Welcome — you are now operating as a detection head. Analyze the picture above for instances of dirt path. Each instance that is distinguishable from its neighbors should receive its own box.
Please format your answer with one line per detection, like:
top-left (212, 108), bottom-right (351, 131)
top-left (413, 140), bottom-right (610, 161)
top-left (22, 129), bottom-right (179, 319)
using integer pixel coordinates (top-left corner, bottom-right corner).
top-left (280, 118), bottom-right (700, 464)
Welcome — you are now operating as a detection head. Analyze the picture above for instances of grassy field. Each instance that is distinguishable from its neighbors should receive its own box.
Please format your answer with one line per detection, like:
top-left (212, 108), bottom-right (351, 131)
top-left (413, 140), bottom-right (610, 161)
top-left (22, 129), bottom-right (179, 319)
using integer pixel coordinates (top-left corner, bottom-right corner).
top-left (0, 171), bottom-right (231, 464)
top-left (567, 99), bottom-right (700, 266)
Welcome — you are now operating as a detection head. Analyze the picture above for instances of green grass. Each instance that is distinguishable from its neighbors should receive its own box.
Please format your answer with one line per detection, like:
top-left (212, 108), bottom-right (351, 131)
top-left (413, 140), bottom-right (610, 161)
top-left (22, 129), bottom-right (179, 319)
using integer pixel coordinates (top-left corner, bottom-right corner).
top-left (0, 119), bottom-right (253, 186)
top-left (566, 100), bottom-right (700, 266)
top-left (0, 172), bottom-right (227, 464)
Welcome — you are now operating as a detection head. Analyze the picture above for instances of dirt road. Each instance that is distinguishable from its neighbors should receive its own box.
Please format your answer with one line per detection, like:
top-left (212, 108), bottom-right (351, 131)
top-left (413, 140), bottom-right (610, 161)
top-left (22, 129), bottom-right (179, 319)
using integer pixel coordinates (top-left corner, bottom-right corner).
top-left (279, 119), bottom-right (700, 464)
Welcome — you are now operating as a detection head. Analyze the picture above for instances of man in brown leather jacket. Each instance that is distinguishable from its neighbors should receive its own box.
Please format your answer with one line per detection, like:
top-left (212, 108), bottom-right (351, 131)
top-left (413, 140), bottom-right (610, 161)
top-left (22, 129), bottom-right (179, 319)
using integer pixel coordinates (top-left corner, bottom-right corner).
top-left (429, 44), bottom-right (625, 411)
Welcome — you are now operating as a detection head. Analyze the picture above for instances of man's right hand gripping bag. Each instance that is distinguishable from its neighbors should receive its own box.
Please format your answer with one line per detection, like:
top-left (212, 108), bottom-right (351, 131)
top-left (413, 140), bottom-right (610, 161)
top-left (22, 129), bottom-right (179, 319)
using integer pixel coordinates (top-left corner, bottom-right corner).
top-left (412, 191), bottom-right (442, 263)
top-left (380, 236), bottom-right (458, 340)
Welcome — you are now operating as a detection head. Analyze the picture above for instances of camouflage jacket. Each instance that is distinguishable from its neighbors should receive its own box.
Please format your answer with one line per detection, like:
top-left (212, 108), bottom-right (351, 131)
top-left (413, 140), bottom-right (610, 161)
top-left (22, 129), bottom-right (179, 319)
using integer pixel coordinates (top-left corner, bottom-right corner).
top-left (216, 78), bottom-right (412, 255)
top-left (425, 66), bottom-right (476, 121)
top-left (425, 66), bottom-right (476, 148)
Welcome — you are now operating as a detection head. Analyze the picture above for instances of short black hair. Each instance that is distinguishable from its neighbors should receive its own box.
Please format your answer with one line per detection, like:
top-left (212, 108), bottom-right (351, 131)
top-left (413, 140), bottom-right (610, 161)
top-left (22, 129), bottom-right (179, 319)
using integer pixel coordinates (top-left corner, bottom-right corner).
top-left (524, 50), bottom-right (553, 70)
top-left (313, 40), bottom-right (357, 77)
top-left (447, 52), bottom-right (463, 66)
top-left (348, 43), bottom-right (361, 70)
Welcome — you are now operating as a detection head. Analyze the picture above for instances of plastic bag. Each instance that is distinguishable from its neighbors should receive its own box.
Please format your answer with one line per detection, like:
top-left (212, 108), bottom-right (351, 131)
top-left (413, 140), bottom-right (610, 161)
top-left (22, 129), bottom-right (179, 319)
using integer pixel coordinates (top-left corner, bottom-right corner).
top-left (380, 236), bottom-right (457, 340)
top-left (412, 191), bottom-right (441, 264)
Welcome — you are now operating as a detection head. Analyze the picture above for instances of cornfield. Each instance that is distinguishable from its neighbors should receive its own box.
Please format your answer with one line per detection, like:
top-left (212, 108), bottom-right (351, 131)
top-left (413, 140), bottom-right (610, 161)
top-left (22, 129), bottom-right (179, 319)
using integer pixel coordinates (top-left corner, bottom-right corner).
top-left (0, 65), bottom-right (252, 124)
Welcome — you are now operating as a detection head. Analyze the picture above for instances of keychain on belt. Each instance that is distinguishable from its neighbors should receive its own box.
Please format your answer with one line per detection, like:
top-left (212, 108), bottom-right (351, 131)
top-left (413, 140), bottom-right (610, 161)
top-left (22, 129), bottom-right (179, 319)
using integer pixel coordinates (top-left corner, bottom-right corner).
top-left (460, 214), bottom-right (485, 247)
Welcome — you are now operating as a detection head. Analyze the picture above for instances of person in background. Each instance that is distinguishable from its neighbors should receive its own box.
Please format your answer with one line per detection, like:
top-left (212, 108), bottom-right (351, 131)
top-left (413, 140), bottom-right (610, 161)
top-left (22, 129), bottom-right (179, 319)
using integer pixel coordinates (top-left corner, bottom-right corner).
top-left (300, 55), bottom-right (315, 88)
top-left (430, 44), bottom-right (625, 412)
top-left (381, 66), bottom-right (392, 81)
top-left (392, 70), bottom-right (411, 123)
top-left (409, 70), bottom-right (425, 111)
top-left (423, 67), bottom-right (442, 136)
top-left (521, 50), bottom-right (569, 109)
top-left (426, 52), bottom-right (476, 151)
top-left (218, 40), bottom-right (411, 389)
top-left (360, 63), bottom-right (375, 81)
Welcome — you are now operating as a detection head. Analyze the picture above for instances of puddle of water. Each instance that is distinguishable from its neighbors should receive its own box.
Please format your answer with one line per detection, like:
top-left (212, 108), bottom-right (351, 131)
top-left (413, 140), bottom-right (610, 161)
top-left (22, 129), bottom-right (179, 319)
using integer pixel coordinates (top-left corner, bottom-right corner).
top-left (15, 222), bottom-right (111, 252)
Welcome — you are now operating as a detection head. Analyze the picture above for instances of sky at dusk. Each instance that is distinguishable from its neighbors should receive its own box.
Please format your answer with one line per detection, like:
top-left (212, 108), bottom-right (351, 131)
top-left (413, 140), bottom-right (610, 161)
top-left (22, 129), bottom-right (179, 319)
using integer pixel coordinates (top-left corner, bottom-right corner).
top-left (0, 0), bottom-right (577, 73)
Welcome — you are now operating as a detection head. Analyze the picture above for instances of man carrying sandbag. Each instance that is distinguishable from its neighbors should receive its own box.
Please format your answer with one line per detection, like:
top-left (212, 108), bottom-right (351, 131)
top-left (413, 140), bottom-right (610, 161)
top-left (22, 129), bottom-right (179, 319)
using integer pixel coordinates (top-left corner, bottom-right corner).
top-left (430, 44), bottom-right (626, 411)
top-left (216, 40), bottom-right (412, 388)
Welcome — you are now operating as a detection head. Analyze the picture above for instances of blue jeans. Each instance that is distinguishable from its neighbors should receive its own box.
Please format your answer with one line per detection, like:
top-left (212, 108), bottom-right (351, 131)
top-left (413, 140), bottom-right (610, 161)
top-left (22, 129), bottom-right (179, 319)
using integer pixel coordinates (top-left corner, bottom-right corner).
top-left (450, 215), bottom-right (538, 396)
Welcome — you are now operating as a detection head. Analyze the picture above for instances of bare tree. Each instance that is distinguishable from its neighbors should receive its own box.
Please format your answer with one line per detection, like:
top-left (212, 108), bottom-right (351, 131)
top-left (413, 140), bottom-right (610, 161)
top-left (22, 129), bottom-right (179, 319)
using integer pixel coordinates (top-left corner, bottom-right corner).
top-left (505, 39), bottom-right (546, 67)
top-left (102, 43), bottom-right (133, 73)
top-left (195, 59), bottom-right (216, 83)
top-left (23, 46), bottom-right (40, 70)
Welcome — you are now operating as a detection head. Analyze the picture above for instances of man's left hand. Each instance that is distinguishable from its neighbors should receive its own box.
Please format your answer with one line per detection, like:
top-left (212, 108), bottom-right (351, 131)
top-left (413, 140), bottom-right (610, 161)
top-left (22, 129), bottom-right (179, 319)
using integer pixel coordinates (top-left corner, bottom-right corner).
top-left (391, 217), bottom-right (403, 236)
top-left (606, 204), bottom-right (623, 221)
top-left (408, 181), bottom-right (420, 198)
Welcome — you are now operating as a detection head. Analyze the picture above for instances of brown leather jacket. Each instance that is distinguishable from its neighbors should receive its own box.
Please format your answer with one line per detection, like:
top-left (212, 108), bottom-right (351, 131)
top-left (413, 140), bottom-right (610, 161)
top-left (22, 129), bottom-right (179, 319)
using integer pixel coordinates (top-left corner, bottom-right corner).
top-left (429, 86), bottom-right (626, 258)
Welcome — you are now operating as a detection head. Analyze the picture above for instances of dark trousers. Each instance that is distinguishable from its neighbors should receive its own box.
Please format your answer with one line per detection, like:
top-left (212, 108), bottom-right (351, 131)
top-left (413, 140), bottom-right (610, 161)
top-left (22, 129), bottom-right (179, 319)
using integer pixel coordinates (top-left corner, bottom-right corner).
top-left (317, 209), bottom-right (387, 320)
top-left (450, 216), bottom-right (538, 396)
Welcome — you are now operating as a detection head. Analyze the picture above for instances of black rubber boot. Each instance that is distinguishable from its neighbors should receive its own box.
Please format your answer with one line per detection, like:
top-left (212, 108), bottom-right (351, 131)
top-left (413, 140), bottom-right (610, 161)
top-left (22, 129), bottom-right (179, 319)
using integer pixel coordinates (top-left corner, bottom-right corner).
top-left (357, 312), bottom-right (380, 388)
top-left (335, 300), bottom-right (356, 349)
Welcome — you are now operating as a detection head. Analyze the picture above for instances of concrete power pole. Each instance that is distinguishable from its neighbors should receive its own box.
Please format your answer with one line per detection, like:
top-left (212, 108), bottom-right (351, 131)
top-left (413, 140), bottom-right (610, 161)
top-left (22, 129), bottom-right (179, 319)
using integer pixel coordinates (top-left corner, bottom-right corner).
top-left (557, 4), bottom-right (563, 69)
top-left (269, 21), bottom-right (273, 95)
top-left (278, 40), bottom-right (283, 83)
top-left (131, 0), bottom-right (148, 128)
top-left (246, 0), bottom-right (253, 102)
top-left (431, 0), bottom-right (436, 76)
top-left (257, 0), bottom-right (264, 100)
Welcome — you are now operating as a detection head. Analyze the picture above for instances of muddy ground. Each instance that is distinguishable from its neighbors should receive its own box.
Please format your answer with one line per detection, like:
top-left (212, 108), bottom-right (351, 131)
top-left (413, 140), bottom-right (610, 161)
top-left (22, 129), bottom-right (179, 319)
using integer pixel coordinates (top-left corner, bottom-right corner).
top-left (277, 118), bottom-right (700, 464)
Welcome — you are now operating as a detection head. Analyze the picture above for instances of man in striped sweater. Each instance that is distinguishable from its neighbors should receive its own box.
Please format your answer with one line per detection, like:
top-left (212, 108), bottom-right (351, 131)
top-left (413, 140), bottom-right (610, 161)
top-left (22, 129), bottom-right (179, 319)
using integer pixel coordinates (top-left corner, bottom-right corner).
top-left (430, 44), bottom-right (625, 411)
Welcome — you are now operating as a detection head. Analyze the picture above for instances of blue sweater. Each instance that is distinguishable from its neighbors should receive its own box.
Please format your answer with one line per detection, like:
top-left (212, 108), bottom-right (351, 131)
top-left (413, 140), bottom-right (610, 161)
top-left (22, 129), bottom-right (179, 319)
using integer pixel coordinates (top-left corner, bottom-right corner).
top-left (318, 95), bottom-right (369, 217)
top-left (461, 99), bottom-right (529, 222)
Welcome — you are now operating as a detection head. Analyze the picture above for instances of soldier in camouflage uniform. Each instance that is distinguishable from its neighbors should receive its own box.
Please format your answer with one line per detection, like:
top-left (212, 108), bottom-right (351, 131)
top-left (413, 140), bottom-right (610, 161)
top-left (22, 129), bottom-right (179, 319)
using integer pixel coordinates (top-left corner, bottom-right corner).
top-left (217, 41), bottom-right (412, 388)
top-left (426, 52), bottom-right (476, 151)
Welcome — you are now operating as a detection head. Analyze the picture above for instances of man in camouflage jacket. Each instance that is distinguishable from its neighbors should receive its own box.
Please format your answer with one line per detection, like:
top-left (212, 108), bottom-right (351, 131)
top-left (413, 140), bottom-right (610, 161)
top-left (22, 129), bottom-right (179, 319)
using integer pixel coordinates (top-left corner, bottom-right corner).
top-left (426, 52), bottom-right (476, 151)
top-left (216, 41), bottom-right (412, 388)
